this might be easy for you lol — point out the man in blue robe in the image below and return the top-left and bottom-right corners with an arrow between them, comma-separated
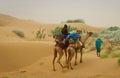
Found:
95,38 -> 103,57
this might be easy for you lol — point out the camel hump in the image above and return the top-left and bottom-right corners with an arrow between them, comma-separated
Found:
53,34 -> 65,41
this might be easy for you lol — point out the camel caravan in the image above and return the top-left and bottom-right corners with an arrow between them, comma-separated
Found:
52,24 -> 93,71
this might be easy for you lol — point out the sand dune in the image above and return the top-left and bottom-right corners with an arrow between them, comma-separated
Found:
0,41 -> 54,72
0,13 -> 18,26
0,50 -> 120,78
0,13 -> 103,41
0,13 -> 119,78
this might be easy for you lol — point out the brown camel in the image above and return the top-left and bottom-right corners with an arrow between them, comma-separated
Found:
52,31 -> 93,71
53,46 -> 64,71
52,35 -> 66,71
67,32 -> 93,69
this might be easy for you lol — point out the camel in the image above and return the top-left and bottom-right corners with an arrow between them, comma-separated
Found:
53,46 -> 64,71
52,31 -> 93,71
67,31 -> 93,69
52,34 -> 67,71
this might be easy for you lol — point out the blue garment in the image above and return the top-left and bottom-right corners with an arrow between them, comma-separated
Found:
95,39 -> 102,52
66,32 -> 80,41
95,39 -> 102,48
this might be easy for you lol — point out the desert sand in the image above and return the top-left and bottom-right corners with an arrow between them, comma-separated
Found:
0,14 -> 120,78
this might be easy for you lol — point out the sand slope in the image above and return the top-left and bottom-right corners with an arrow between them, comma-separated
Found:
0,13 -> 103,41
0,49 -> 120,78
0,41 -> 54,72
0,13 -> 119,78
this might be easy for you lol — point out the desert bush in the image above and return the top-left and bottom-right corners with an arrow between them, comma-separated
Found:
113,30 -> 120,43
89,47 -> 96,51
51,25 -> 76,36
39,61 -> 44,65
100,52 -> 109,58
105,44 -> 112,51
100,34 -> 113,39
51,26 -> 62,35
67,26 -> 77,32
99,26 -> 120,44
118,57 -> 120,65
114,46 -> 120,50
66,20 -> 73,23
66,19 -> 85,23
48,34 -> 53,37
2,75 -> 10,78
110,51 -> 120,58
107,26 -> 120,31
36,28 -> 46,40
92,32 -> 100,38
12,30 -> 24,37
81,28 -> 86,33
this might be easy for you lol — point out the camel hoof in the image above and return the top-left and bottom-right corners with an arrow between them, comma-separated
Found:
71,67 -> 74,70
63,65 -> 68,68
53,69 -> 56,71
66,61 -> 68,64
67,66 -> 69,69
80,61 -> 83,63
74,63 -> 77,66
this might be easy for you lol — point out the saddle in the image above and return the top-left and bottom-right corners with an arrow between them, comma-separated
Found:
53,34 -> 69,49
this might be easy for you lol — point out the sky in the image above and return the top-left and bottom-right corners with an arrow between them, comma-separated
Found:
0,0 -> 120,27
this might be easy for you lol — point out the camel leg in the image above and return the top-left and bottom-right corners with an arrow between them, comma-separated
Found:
68,47 -> 75,69
80,48 -> 83,63
69,55 -> 74,70
67,58 -> 70,69
57,48 -> 64,68
64,49 -> 68,64
53,48 -> 57,71
70,62 -> 73,70
67,48 -> 71,69
74,49 -> 77,65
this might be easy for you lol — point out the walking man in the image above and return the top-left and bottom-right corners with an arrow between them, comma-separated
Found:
95,38 -> 103,57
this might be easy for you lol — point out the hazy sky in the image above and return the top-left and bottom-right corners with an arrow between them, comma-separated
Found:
0,0 -> 120,26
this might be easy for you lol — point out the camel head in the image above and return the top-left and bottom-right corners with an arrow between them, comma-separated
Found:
82,31 -> 93,44
87,31 -> 93,37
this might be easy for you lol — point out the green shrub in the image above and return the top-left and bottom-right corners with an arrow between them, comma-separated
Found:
113,30 -> 120,43
118,57 -> 120,65
48,34 -> 52,37
104,44 -> 112,53
66,20 -> 73,23
68,26 -> 77,32
39,60 -> 44,65
51,26 -> 62,35
66,19 -> 85,23
51,25 -> 76,36
36,28 -> 46,40
100,52 -> 109,58
110,52 -> 120,58
12,30 -> 24,37
81,28 -> 86,33
92,32 -> 100,38
2,75 -> 10,78
99,26 -> 120,44
107,26 -> 120,31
